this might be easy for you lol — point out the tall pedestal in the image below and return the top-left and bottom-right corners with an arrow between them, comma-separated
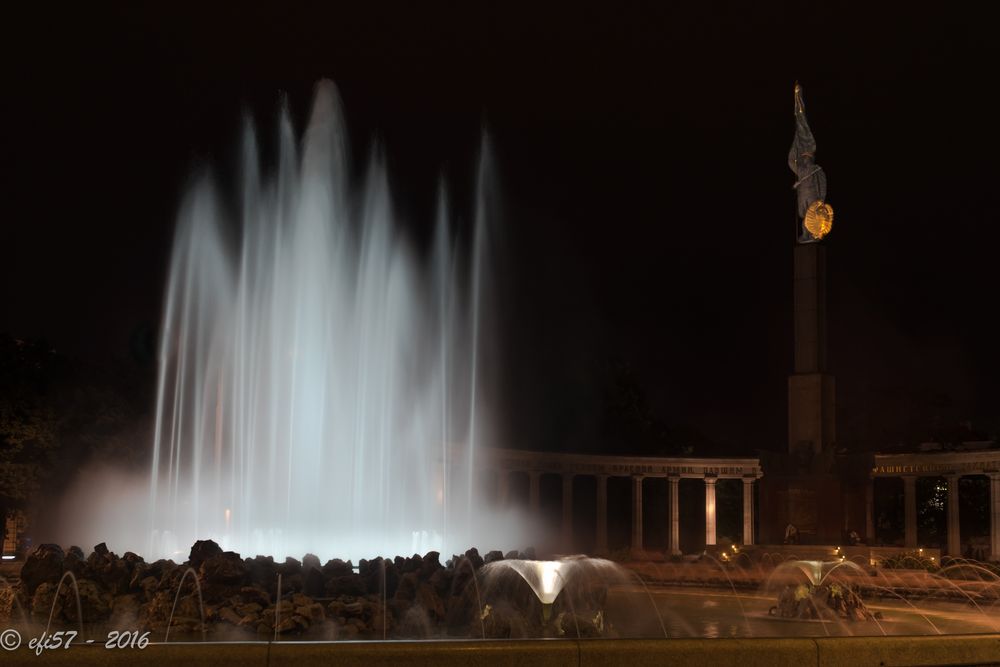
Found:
762,242 -> 845,544
788,243 -> 835,459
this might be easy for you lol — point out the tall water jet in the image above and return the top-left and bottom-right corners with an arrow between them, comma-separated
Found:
142,80 -> 516,561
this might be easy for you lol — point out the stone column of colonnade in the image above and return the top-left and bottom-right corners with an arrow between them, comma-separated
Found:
595,474 -> 608,554
631,475 -> 644,553
990,473 -> 1000,562
497,470 -> 510,508
865,477 -> 875,545
668,476 -> 681,555
946,474 -> 961,556
742,477 -> 755,546
529,471 -> 541,513
897,473 -> 964,556
704,476 -> 717,546
561,474 -> 573,548
494,466 -> 758,557
903,475 -> 918,549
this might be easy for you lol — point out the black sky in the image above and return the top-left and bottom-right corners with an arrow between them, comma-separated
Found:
3,2 -> 998,456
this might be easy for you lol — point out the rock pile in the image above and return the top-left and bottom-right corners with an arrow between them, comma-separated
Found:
1,541 -> 580,639
769,582 -> 882,622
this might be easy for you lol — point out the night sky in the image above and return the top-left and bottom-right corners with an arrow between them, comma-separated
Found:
4,3 -> 998,458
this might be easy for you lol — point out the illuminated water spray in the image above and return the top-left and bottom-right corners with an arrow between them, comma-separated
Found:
144,80 -> 514,560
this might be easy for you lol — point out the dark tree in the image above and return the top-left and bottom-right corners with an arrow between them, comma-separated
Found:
0,333 -> 153,544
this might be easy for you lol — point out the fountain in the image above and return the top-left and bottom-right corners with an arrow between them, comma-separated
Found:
130,80 -> 521,562
477,556 -> 668,638
764,560 -> 880,623
486,559 -> 566,624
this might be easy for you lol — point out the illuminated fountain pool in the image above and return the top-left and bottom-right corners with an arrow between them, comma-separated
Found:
6,549 -> 1000,646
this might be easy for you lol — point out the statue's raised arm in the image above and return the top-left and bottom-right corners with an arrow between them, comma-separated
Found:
788,83 -> 833,242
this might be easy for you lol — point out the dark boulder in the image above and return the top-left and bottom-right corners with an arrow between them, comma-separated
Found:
420,552 -> 441,578
393,572 -> 419,603
279,573 -> 304,595
415,582 -> 445,621
200,551 -> 248,586
239,586 -> 271,608
145,559 -> 177,580
245,555 -> 277,589
429,568 -> 452,599
136,575 -> 159,601
382,562 -> 400,599
109,593 -> 141,626
322,559 -> 353,577
279,557 -> 301,575
64,546 -> 87,576
86,551 -> 131,594
399,554 -> 422,574
326,574 -> 365,597
123,552 -> 144,566
30,582 -> 59,620
63,578 -> 112,622
188,540 -> 222,568
303,565 -> 326,597
361,557 -> 386,595
463,548 -> 484,570
20,544 -> 65,596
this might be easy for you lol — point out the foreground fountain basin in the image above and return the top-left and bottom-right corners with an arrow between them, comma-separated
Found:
8,542 -> 1000,647
8,543 -> 1000,641
4,635 -> 1000,667
3,542 -> 644,642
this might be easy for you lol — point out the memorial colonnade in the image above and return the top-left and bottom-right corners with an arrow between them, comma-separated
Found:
487,449 -> 762,554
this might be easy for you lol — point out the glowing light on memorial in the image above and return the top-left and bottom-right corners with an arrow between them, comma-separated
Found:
804,200 -> 834,240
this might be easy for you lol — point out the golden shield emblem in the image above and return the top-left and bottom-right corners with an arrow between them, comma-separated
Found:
804,200 -> 834,240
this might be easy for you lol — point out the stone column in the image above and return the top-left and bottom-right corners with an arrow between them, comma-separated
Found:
595,475 -> 608,554
561,473 -> 574,549
989,473 -> 1000,562
865,477 -> 874,545
903,475 -> 917,549
668,476 -> 681,556
704,476 -> 717,547
947,474 -> 961,556
631,475 -> 644,554
497,470 -> 509,508
529,471 -> 541,513
742,477 -> 754,546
